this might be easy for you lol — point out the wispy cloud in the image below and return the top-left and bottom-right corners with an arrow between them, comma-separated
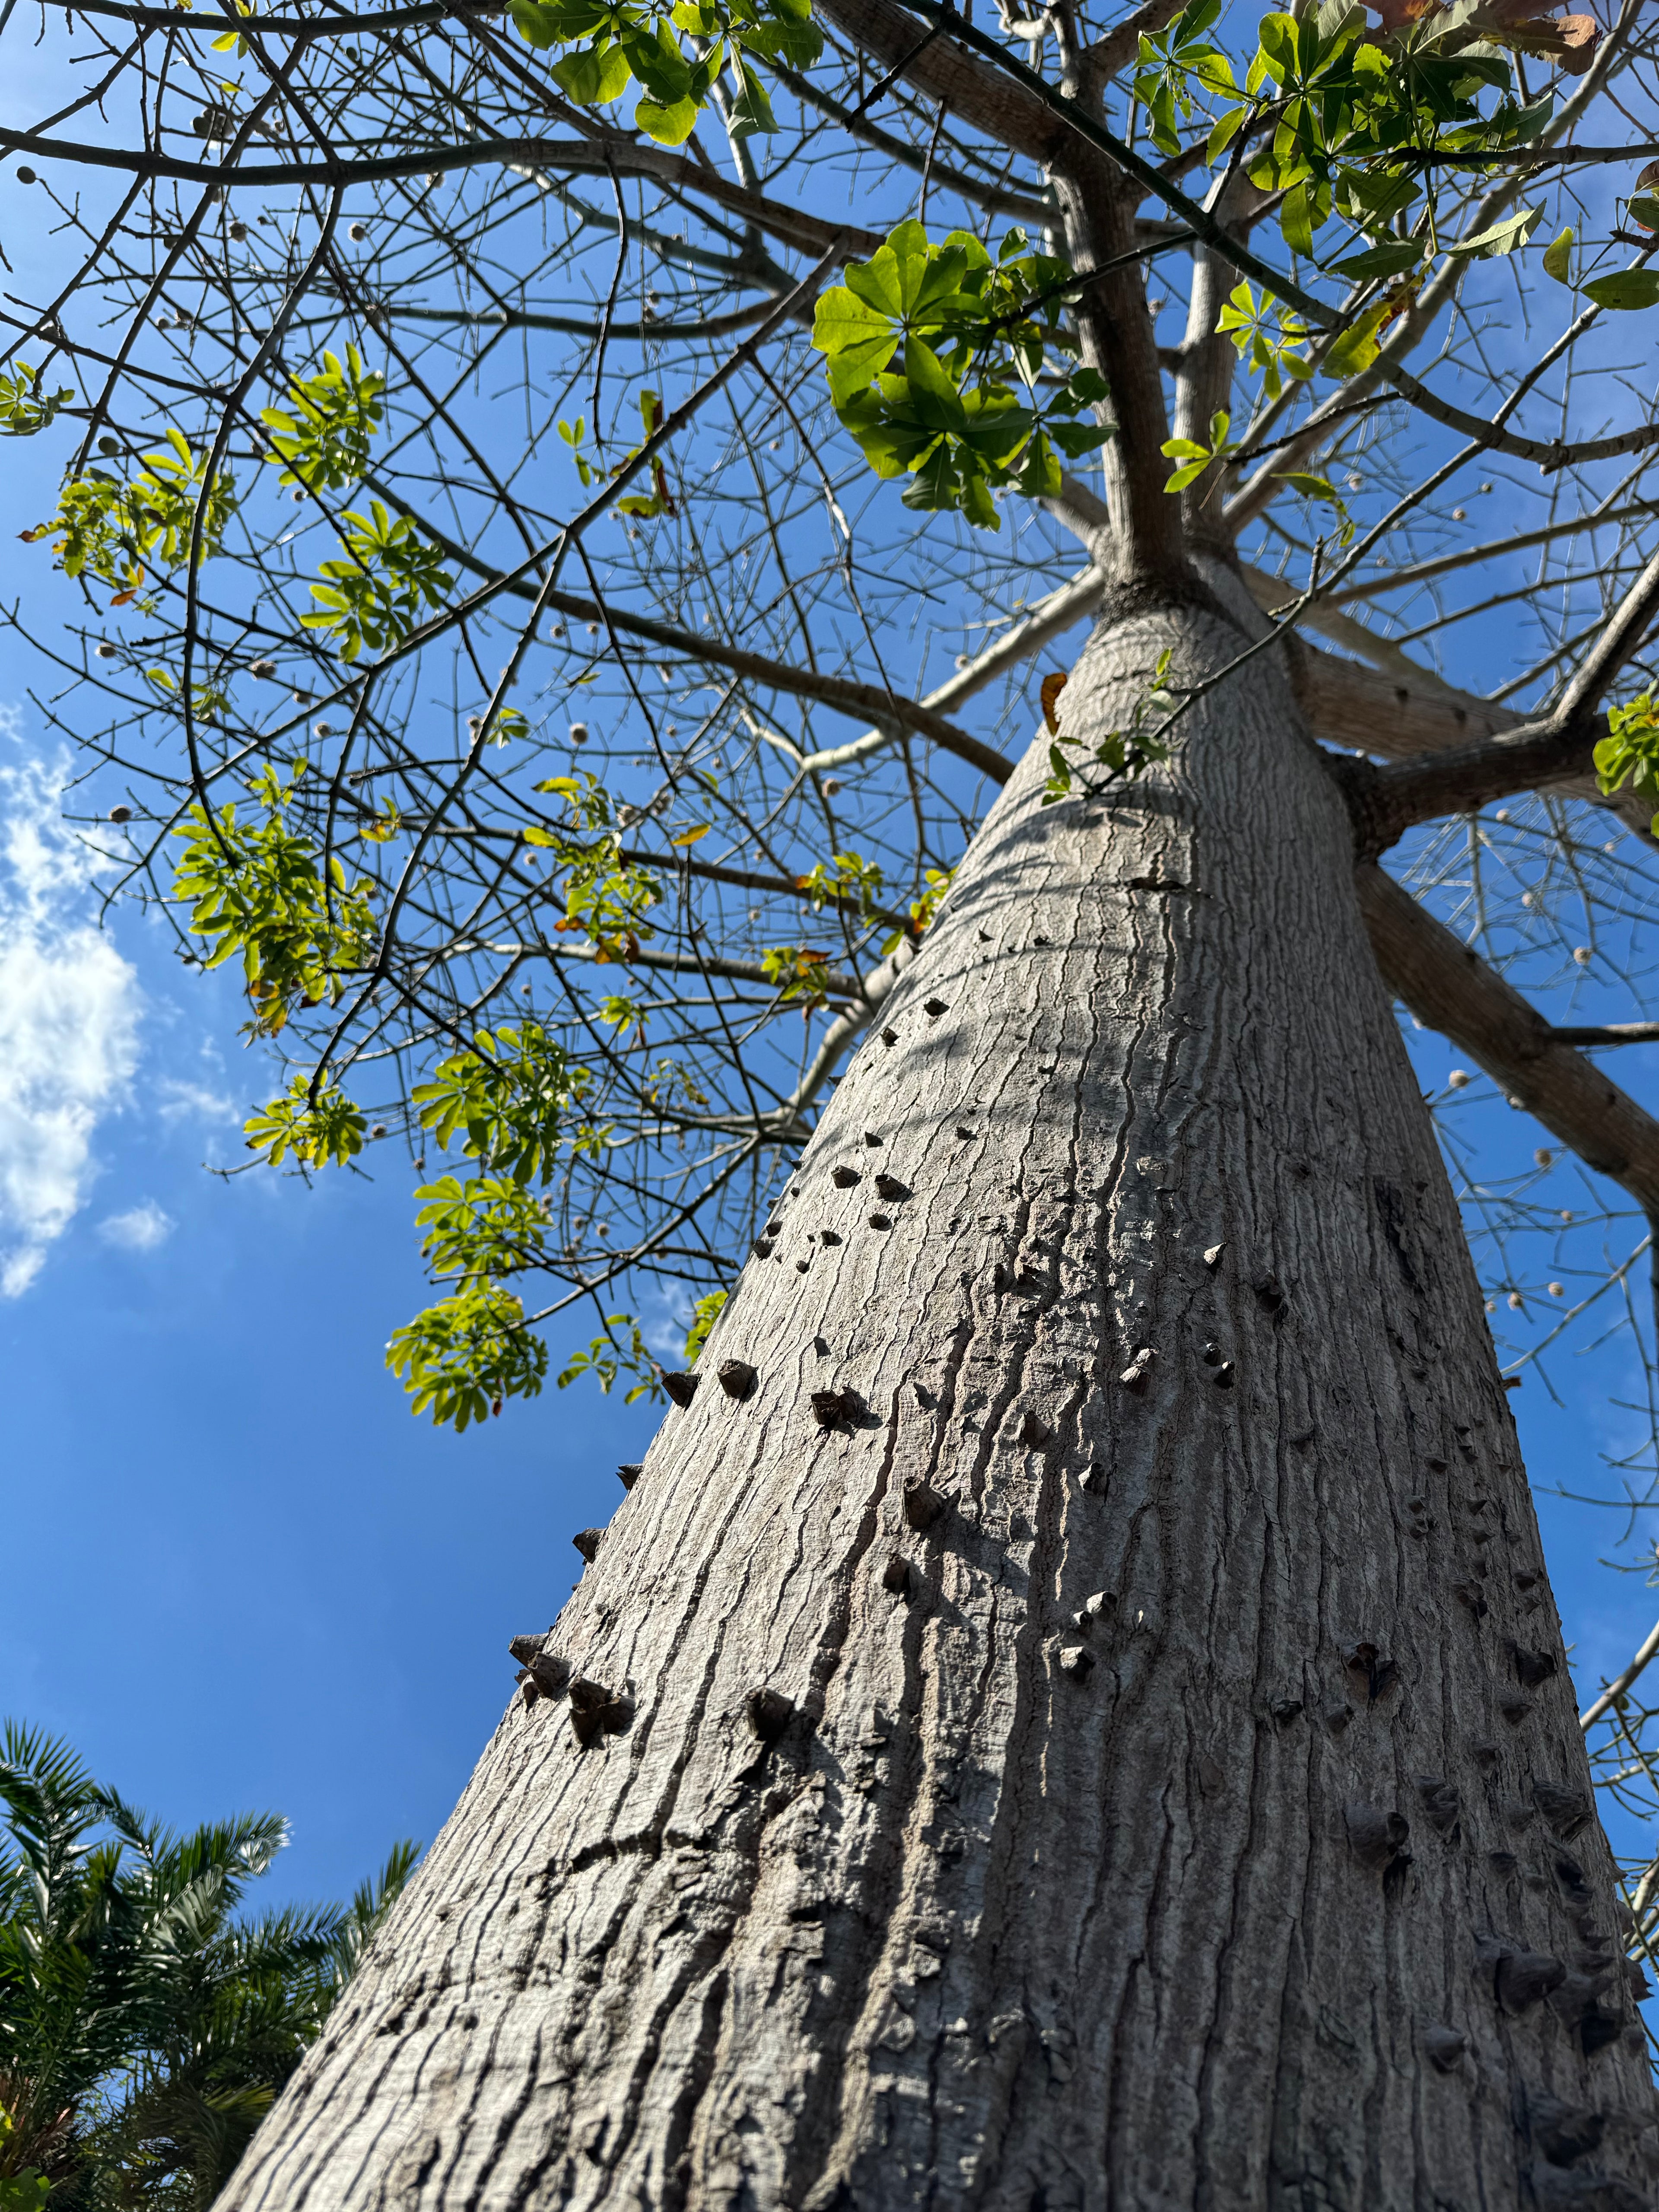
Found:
155,1076 -> 236,1123
97,1200 -> 174,1253
0,737 -> 142,1294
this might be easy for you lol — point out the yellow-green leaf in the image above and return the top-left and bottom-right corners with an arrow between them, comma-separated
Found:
634,94 -> 698,145
1324,300 -> 1391,379
1447,207 -> 1540,259
1542,226 -> 1574,285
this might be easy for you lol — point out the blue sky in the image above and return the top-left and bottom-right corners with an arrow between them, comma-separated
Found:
0,785 -> 662,1894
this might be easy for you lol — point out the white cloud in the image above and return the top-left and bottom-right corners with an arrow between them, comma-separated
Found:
0,742 -> 142,1294
640,1280 -> 695,1360
155,1077 -> 236,1123
98,1200 -> 174,1252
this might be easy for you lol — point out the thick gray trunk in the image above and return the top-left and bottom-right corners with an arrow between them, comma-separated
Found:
222,599 -> 1658,2210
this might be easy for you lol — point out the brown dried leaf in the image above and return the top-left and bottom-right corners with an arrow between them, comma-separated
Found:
1556,12 -> 1599,68
1041,670 -> 1068,735
1370,0 -> 1437,31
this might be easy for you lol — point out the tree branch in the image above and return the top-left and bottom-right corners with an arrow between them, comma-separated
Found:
768,59 -> 1054,221
1356,861 -> 1659,1212
1551,1023 -> 1659,1046
0,126 -> 885,258
1322,499 -> 1659,609
1581,1615 -> 1659,1730
1078,0 -> 1186,95
369,481 -> 1016,783
41,0 -> 499,31
1341,545 -> 1659,845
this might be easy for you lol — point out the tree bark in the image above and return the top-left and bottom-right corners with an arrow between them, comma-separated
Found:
220,598 -> 1658,2211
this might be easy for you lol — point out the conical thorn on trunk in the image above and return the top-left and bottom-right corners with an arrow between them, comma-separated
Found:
1496,1948 -> 1567,2012
1119,1348 -> 1156,1392
1344,1800 -> 1409,1873
903,1476 -> 946,1532
747,1686 -> 795,1741
718,1358 -> 758,1401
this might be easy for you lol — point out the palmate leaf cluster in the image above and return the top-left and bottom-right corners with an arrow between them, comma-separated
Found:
382,1026 -> 608,1427
0,364 -> 75,440
170,765 -> 378,1039
524,773 -> 665,957
509,0 -> 821,143
21,434 -> 234,612
0,1724 -> 415,2212
302,503 -> 453,663
258,349 -> 386,496
811,224 -> 1112,529
1593,695 -> 1659,830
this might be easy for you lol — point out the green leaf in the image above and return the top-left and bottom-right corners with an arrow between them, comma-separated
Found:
1447,207 -> 1540,257
1049,419 -> 1114,457
1343,168 -> 1420,225
1206,103 -> 1248,162
620,17 -> 692,97
1583,270 -> 1659,311
1280,180 -> 1319,259
902,334 -> 967,433
843,251 -> 905,322
1163,455 -> 1211,491
727,57 -> 778,135
1323,299 -> 1392,378
1327,237 -> 1425,280
509,0 -> 559,43
811,286 -> 897,404
1541,226 -> 1574,285
551,39 -> 630,101
1629,196 -> 1659,232
1255,11 -> 1297,82
634,93 -> 699,144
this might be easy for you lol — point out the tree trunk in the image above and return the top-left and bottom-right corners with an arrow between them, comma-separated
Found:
221,594 -> 1658,2211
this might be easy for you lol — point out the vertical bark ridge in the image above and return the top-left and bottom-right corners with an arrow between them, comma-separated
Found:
220,599 -> 1658,2212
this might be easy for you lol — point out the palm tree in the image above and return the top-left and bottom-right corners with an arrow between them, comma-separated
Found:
0,1724 -> 416,2211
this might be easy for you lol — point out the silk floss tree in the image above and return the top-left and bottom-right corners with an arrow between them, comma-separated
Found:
10,0 -> 1659,2191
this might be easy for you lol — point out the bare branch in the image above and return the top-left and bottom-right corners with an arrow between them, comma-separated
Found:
1356,861 -> 1659,1212
0,125 -> 884,257
1583,1616 -> 1659,1729
1552,1023 -> 1659,1046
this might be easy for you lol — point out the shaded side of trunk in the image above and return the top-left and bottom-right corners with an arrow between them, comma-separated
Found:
221,597 -> 1658,2212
